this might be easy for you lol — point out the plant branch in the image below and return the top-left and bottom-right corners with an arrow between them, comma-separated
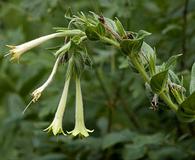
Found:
181,0 -> 189,68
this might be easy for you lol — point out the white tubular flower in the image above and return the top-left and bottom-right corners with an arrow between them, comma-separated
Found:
44,76 -> 71,135
6,30 -> 82,61
31,57 -> 60,102
22,57 -> 61,114
67,77 -> 93,137
6,32 -> 65,61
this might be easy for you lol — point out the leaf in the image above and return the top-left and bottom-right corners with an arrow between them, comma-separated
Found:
122,144 -> 146,160
115,18 -> 126,37
122,133 -> 164,160
141,42 -> 156,74
119,58 -> 130,69
180,92 -> 195,110
150,70 -> 168,93
133,133 -> 164,146
102,129 -> 135,149
120,39 -> 143,56
190,62 -> 195,94
120,30 -> 150,56
168,70 -> 181,84
177,92 -> 195,122
136,30 -> 151,39
165,54 -> 182,69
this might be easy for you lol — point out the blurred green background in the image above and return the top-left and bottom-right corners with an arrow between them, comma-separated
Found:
0,0 -> 195,160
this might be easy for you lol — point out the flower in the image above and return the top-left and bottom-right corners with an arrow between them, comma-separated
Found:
6,32 -> 65,61
67,77 -> 93,137
31,57 -> 60,102
44,76 -> 70,135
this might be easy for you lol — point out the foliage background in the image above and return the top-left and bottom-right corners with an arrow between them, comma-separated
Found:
0,0 -> 195,160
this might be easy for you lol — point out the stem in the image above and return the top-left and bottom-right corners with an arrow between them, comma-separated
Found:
181,0 -> 189,68
131,56 -> 150,83
130,55 -> 178,111
159,92 -> 178,111
100,36 -> 120,48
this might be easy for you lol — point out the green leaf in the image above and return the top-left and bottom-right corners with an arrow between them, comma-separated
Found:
136,30 -> 151,39
190,62 -> 195,94
141,42 -> 156,75
168,70 -> 181,84
133,133 -> 164,146
122,133 -> 164,160
120,39 -> 143,56
150,70 -> 168,93
115,18 -> 126,37
180,92 -> 195,110
122,144 -> 145,160
120,30 -> 150,56
177,92 -> 195,122
165,54 -> 182,69
102,130 -> 135,149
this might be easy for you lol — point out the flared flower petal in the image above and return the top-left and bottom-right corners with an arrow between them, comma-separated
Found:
44,76 -> 70,136
6,32 -> 66,61
67,77 -> 93,138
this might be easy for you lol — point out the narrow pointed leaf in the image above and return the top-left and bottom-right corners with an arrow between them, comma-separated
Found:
115,18 -> 126,37
165,54 -> 182,69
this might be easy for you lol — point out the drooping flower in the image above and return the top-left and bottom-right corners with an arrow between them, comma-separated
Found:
31,57 -> 60,102
22,57 -> 61,114
67,76 -> 93,137
6,32 -> 66,61
44,76 -> 70,135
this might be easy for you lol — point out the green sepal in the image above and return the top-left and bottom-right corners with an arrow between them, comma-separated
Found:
64,8 -> 73,19
136,30 -> 151,39
85,23 -> 105,41
120,39 -> 143,56
115,18 -> 126,37
150,70 -> 168,93
120,30 -> 151,56
85,26 -> 100,41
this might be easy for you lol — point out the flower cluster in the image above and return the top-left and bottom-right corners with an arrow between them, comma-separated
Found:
5,29 -> 93,137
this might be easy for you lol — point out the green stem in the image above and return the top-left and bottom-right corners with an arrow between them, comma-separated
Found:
131,56 -> 178,111
100,36 -> 120,48
131,56 -> 150,83
160,92 -> 178,111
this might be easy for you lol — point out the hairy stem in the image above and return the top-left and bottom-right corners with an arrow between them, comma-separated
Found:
130,56 -> 178,111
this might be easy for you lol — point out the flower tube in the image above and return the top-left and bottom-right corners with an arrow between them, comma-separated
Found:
31,56 -> 60,102
6,29 -> 84,61
67,76 -> 93,137
44,76 -> 70,135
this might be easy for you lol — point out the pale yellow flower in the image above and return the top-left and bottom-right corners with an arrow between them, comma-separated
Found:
7,32 -> 65,61
31,57 -> 60,102
44,76 -> 70,135
67,77 -> 93,137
